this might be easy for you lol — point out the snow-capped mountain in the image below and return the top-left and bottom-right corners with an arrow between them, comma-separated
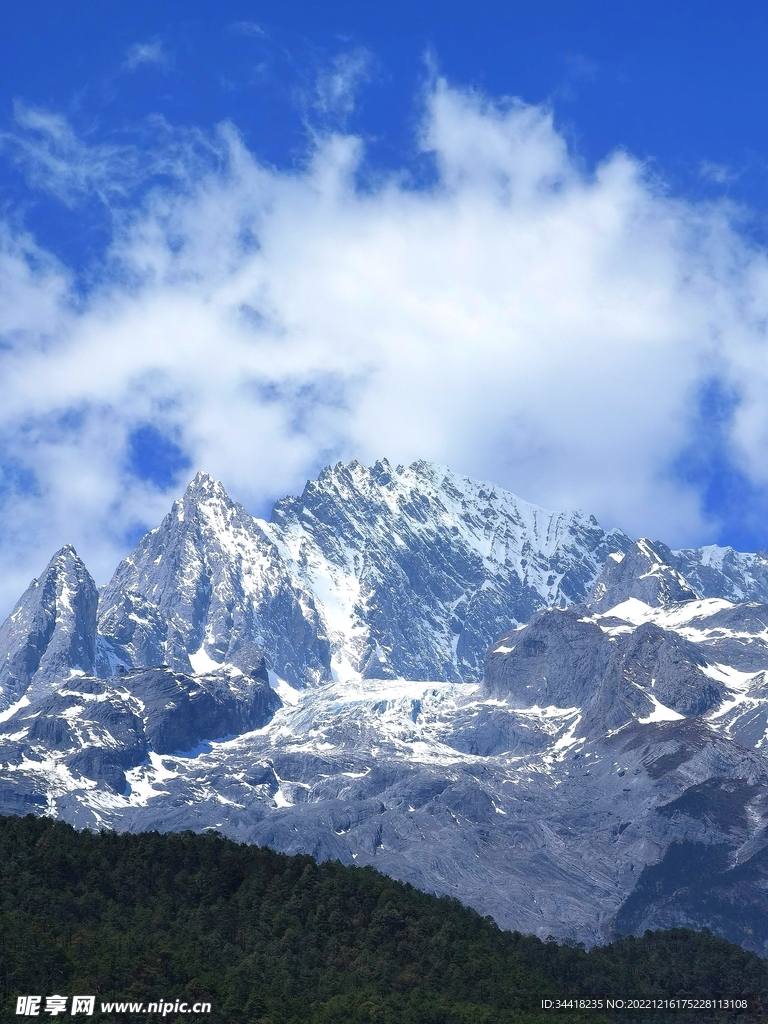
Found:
53,459 -> 636,698
3,462 -> 768,953
97,472 -> 330,688
0,545 -> 98,710
671,543 -> 768,604
266,459 -> 632,681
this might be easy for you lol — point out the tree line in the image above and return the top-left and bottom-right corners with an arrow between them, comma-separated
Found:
0,814 -> 765,1023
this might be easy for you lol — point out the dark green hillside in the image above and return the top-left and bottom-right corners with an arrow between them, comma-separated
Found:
0,815 -> 766,1023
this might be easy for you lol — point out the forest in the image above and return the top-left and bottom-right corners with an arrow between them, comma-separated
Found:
0,814 -> 765,1023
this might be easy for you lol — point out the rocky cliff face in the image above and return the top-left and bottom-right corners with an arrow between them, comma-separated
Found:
588,538 -> 698,612
0,545 -> 98,711
671,544 -> 768,603
266,459 -> 632,681
2,463 -> 768,953
484,607 -> 724,729
0,662 -> 279,800
91,460 -> 637,687
97,472 -> 330,687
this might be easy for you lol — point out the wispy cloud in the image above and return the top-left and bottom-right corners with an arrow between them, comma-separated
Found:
313,49 -> 372,120
229,21 -> 266,38
555,52 -> 599,102
124,40 -> 171,71
3,103 -> 142,206
564,53 -> 599,82
1,103 -> 223,207
1,77 -> 768,612
699,160 -> 737,185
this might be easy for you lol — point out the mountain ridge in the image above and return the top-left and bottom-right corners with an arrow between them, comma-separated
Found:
2,461 -> 768,952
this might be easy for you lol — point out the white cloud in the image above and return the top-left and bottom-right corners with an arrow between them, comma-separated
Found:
1,104 -> 223,207
1,77 -> 768,612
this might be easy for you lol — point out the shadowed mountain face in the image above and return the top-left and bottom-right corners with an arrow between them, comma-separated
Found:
588,538 -> 698,612
484,609 -> 724,728
4,463 -> 768,952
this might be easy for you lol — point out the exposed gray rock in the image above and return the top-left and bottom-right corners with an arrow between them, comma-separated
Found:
483,609 -> 612,707
268,459 -> 632,681
3,461 -> 768,955
670,602 -> 768,671
95,590 -> 168,675
0,545 -> 98,710
614,622 -> 722,717
123,664 -> 279,755
98,473 -> 330,686
671,545 -> 768,603
589,538 -> 698,612
484,606 -> 726,736
0,661 -> 279,795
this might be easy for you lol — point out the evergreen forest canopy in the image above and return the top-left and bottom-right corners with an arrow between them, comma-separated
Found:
0,815 -> 766,1023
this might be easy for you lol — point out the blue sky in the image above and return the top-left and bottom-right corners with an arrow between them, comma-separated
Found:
1,1 -> 768,605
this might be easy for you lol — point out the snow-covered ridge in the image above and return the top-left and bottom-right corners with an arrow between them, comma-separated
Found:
671,542 -> 768,603
6,460 -> 768,709
261,458 -> 630,683
5,464 -> 768,950
16,459 -> 629,698
581,593 -> 768,748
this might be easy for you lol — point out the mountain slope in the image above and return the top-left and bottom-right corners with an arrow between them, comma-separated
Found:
6,815 -> 768,1023
0,545 -> 98,713
4,463 -> 768,953
266,458 -> 632,681
98,472 -> 330,687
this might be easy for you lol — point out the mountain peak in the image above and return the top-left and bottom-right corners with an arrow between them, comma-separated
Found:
98,468 -> 331,686
183,471 -> 229,503
268,458 -> 630,681
589,537 -> 698,612
0,545 -> 98,709
40,544 -> 93,593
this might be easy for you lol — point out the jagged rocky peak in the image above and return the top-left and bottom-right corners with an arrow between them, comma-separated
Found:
163,470 -> 235,530
588,534 -> 768,611
174,470 -> 234,519
670,543 -> 768,604
268,458 -> 632,682
98,473 -> 330,687
0,544 -> 98,710
588,537 -> 698,613
5,462 -> 758,699
185,468 -> 225,496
